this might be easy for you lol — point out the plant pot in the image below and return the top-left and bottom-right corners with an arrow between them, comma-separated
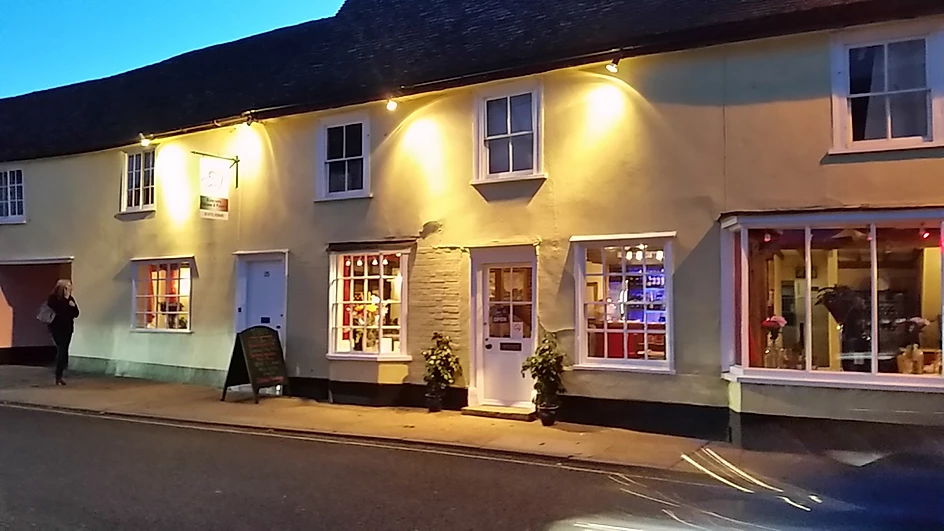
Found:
536,404 -> 559,426
425,392 -> 444,413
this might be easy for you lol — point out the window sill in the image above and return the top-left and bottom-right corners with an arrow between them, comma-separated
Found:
0,218 -> 26,225
131,328 -> 193,335
724,367 -> 944,393
314,192 -> 373,203
116,208 -> 156,217
470,173 -> 546,186
827,141 -> 944,156
573,362 -> 674,375
326,352 -> 412,362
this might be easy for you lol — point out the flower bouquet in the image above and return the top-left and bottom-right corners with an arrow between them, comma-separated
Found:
761,315 -> 787,369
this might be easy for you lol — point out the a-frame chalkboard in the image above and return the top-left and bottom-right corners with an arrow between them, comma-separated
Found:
220,325 -> 290,404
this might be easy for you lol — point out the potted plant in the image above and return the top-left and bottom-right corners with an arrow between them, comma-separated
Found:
521,332 -> 566,426
422,332 -> 461,412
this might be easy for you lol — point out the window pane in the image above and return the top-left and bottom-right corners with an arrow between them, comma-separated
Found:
486,98 -> 508,136
874,226 -> 942,376
383,302 -> 401,327
509,93 -> 533,133
747,229 -> 807,370
0,203 -> 7,218
352,256 -> 366,277
326,126 -> 345,160
586,303 -> 605,329
0,172 -> 6,186
512,304 -> 532,338
588,332 -> 604,358
327,161 -> 346,193
367,254 -> 381,276
347,159 -> 364,191
889,91 -> 928,139
486,138 -> 510,174
382,254 -> 401,277
345,123 -> 363,158
850,96 -> 887,141
811,228 -> 873,372
510,134 -> 534,172
888,39 -> 926,91
489,304 -> 511,337
511,268 -> 532,301
849,45 -> 885,95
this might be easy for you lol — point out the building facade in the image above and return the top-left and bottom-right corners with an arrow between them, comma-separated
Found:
2,1 -> 944,439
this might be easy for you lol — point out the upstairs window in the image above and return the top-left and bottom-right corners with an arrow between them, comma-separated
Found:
831,24 -> 944,152
0,169 -> 25,222
317,114 -> 369,200
476,85 -> 543,181
123,151 -> 156,211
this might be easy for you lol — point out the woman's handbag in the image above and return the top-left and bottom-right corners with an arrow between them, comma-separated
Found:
36,302 -> 56,324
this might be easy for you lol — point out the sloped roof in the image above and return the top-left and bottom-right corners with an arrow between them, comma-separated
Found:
2,0 -> 942,163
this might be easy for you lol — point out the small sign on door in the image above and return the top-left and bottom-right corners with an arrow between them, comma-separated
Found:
511,322 -> 524,339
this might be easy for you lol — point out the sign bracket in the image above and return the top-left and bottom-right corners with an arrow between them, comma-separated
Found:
191,150 -> 241,188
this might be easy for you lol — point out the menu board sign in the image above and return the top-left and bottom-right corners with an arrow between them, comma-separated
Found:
221,326 -> 290,403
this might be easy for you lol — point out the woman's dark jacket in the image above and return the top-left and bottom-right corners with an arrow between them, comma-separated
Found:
47,295 -> 79,334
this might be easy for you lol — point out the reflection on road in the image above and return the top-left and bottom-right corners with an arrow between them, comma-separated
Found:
549,446 -> 944,530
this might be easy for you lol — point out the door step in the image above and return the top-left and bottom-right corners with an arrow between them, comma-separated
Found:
461,405 -> 536,422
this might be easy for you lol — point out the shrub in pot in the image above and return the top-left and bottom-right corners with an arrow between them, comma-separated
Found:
422,332 -> 461,412
521,332 -> 566,426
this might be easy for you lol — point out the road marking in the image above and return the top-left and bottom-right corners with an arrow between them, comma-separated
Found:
0,403 -> 719,488
680,454 -> 754,493
701,448 -> 784,493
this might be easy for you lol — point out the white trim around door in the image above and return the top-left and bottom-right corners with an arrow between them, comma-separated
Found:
469,244 -> 538,409
234,250 -> 289,351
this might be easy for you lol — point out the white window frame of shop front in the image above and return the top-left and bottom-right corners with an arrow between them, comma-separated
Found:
472,81 -> 546,184
721,209 -> 944,393
0,168 -> 26,224
571,232 -> 676,374
121,149 -> 157,212
130,256 -> 194,334
326,250 -> 411,362
829,20 -> 944,154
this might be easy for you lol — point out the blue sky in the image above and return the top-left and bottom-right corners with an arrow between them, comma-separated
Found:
0,0 -> 345,98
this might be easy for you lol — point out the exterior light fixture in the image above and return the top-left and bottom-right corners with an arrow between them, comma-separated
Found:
245,114 -> 254,127
921,228 -> 931,239
139,133 -> 151,147
386,99 -> 398,111
606,59 -> 620,73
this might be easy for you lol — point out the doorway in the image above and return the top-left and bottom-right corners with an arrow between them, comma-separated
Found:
470,246 -> 536,409
235,252 -> 287,343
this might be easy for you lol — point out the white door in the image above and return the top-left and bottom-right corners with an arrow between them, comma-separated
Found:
480,263 -> 535,408
241,258 -> 286,340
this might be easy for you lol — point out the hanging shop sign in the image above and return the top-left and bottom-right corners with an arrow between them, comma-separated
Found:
199,156 -> 233,220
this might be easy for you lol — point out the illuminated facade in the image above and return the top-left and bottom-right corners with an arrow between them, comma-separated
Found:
2,3 -> 944,436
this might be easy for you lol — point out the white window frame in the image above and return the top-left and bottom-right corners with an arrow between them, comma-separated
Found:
327,249 -> 410,362
121,149 -> 157,212
0,168 -> 26,224
830,20 -> 944,154
315,112 -> 371,201
571,232 -> 676,374
130,256 -> 194,334
473,81 -> 545,183
721,208 -> 944,393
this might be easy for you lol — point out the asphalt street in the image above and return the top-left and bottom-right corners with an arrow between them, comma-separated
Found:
1,406 -> 941,530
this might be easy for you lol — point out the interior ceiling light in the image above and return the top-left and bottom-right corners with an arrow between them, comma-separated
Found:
606,59 -> 620,73
386,99 -> 398,111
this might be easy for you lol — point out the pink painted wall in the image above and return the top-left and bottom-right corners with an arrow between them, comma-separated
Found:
0,264 -> 70,348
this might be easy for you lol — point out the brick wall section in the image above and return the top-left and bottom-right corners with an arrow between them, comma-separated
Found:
406,245 -> 470,386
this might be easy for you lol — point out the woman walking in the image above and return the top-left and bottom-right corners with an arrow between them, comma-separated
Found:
47,279 -> 79,385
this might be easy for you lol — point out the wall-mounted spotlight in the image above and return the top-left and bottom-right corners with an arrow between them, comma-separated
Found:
386,99 -> 399,111
139,133 -> 151,147
606,59 -> 620,74
245,114 -> 254,127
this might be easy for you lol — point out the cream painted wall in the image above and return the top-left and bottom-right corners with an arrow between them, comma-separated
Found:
2,18 -> 944,413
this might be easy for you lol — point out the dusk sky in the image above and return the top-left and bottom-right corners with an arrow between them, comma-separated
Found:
0,0 -> 345,98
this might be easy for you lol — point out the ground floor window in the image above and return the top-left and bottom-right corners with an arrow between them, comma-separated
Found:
729,216 -> 943,377
573,233 -> 674,370
133,260 -> 192,331
329,251 -> 407,356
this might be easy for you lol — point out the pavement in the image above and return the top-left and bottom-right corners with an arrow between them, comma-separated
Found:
0,365 -> 925,480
